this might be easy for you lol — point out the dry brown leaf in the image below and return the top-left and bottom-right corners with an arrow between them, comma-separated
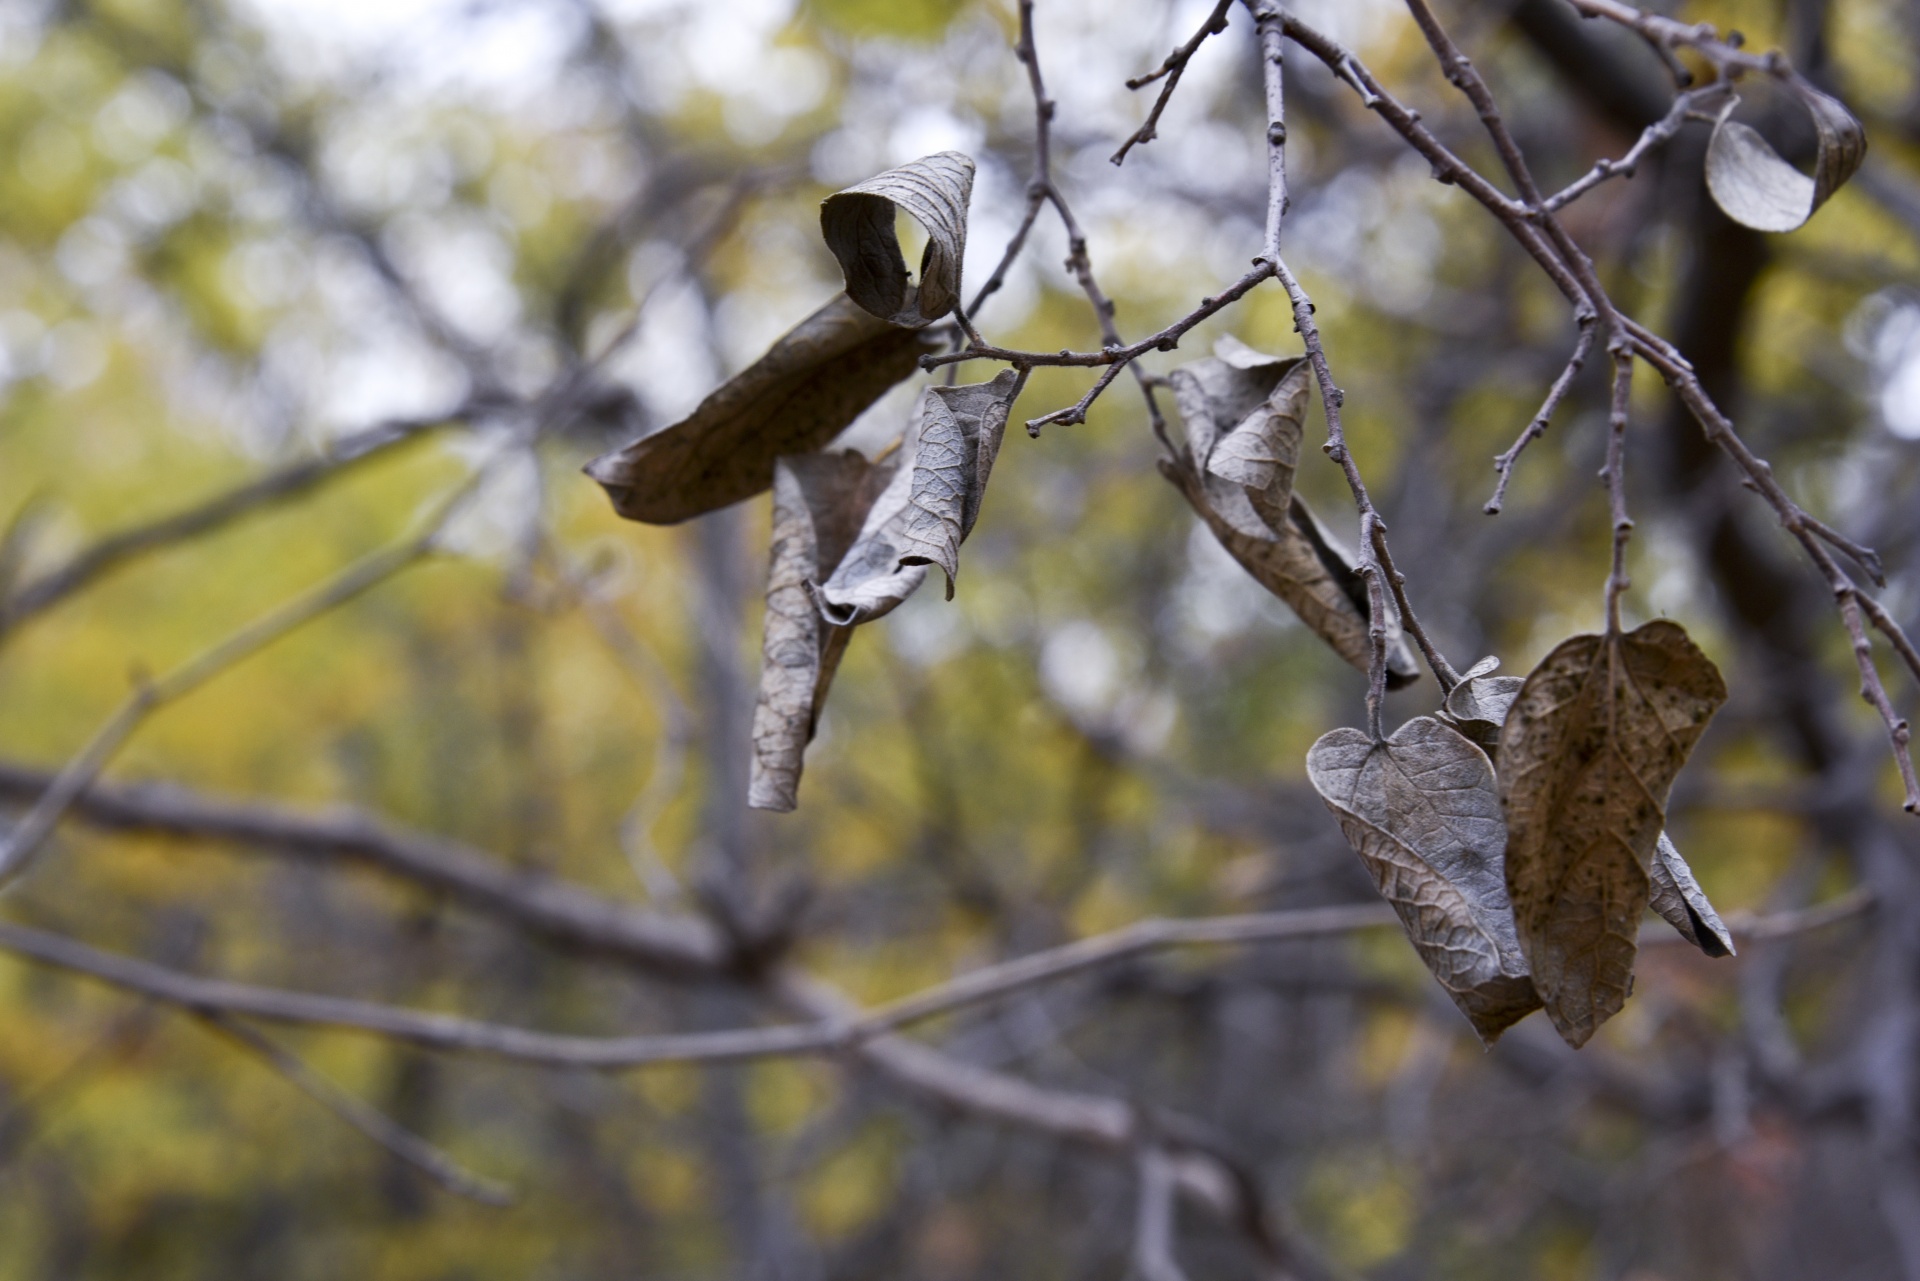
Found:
821,152 -> 976,327
1648,831 -> 1735,958
1498,620 -> 1728,1047
1162,338 -> 1417,687
748,451 -> 899,813
813,442 -> 930,627
1705,84 -> 1867,233
814,372 -> 1018,625
584,294 -> 936,525
892,370 -> 1021,598
1307,717 -> 1540,1043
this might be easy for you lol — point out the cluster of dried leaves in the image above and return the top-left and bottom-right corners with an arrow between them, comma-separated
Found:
1309,625 -> 1733,1047
586,153 -> 1029,813
585,148 -> 1426,821
583,49 -> 1868,1047
1154,340 -> 1738,1048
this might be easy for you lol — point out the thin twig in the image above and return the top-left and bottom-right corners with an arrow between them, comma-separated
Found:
922,268 -> 1270,376
1542,85 -> 1727,213
196,1011 -> 515,1206
1602,345 -> 1636,633
1007,0 -> 1171,438
1253,0 -> 1460,699
1111,0 -> 1235,166
1486,317 -> 1597,514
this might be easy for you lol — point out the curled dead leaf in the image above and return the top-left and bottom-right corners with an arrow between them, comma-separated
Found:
816,372 -> 1019,626
1441,664 -> 1525,756
822,152 -> 976,327
1162,339 -> 1417,687
1648,831 -> 1735,958
893,370 -> 1022,598
1307,717 -> 1539,1043
1498,620 -> 1728,1047
749,451 -> 900,813
586,294 -> 937,524
1705,83 -> 1866,233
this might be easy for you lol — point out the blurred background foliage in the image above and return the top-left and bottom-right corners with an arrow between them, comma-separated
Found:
1,0 -> 1919,1277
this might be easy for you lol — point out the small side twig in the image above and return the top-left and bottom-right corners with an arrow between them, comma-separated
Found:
1009,0 -> 1173,439
1111,0 -> 1235,166
1542,85 -> 1727,213
1486,316 -> 1598,514
1602,345 -> 1636,633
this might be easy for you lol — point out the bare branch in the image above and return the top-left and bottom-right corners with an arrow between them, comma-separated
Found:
1562,0 -> 1797,77
1280,6 -> 1920,807
1251,2 -> 1461,700
1111,0 -> 1235,166
1542,84 -> 1728,213
1487,317 -> 1597,514
1134,1146 -> 1193,1281
1602,345 -> 1636,633
0,904 -> 1395,1070
999,1 -> 1174,437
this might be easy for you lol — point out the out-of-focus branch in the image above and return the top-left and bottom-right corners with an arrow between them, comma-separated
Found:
1133,1145 -> 1193,1281
0,414 -> 455,639
538,540 -> 695,903
0,763 -> 729,977
0,475 -> 487,892
0,903 -> 1395,1070
197,1012 -> 515,1207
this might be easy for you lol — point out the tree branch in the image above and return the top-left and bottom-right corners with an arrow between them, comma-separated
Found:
1111,0 -> 1235,166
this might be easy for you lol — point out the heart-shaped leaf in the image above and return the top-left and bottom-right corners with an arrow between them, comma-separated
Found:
1163,339 -> 1418,687
749,450 -> 901,813
1648,831 -> 1735,958
1308,716 -> 1540,1043
586,293 -> 937,524
1498,620 -> 1727,1047
1705,83 -> 1867,233
822,152 -> 976,327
